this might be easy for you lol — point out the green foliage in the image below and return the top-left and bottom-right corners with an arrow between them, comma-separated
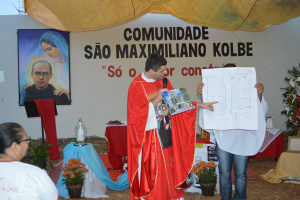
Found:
27,142 -> 52,168
198,166 -> 217,182
287,67 -> 300,78
192,161 -> 217,182
283,130 -> 296,137
281,65 -> 300,136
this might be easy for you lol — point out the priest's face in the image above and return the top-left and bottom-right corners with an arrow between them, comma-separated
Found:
31,61 -> 53,90
152,65 -> 168,80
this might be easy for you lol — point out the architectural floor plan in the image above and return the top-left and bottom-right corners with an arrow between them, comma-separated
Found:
202,67 -> 258,130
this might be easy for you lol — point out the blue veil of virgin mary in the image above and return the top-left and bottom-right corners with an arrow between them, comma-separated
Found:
19,30 -> 70,105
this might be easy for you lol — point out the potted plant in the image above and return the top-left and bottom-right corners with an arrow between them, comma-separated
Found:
27,142 -> 52,169
281,64 -> 300,136
62,158 -> 89,199
192,161 -> 217,196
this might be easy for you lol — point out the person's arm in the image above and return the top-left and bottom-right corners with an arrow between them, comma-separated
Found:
36,169 -> 59,200
260,95 -> 268,116
198,102 -> 218,112
150,88 -> 169,107
145,102 -> 157,131
55,93 -> 70,104
197,83 -> 204,95
197,83 -> 218,111
145,89 -> 169,131
255,83 -> 264,102
24,84 -> 31,90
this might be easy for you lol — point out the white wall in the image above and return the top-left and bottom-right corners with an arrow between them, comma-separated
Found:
1,14 -> 300,139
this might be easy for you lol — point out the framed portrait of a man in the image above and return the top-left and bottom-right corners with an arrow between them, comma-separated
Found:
18,29 -> 71,106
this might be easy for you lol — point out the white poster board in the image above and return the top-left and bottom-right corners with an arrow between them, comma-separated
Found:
202,67 -> 258,130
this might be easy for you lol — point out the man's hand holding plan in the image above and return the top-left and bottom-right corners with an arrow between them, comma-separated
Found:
201,67 -> 258,130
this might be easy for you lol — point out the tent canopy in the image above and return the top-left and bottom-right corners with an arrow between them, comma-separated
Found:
25,0 -> 300,32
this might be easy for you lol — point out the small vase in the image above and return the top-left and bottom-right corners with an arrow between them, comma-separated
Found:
199,179 -> 216,196
66,182 -> 83,199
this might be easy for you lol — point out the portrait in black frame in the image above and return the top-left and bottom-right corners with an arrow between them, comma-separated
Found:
18,29 -> 71,106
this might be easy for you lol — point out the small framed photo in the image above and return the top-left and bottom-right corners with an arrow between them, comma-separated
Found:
287,136 -> 300,152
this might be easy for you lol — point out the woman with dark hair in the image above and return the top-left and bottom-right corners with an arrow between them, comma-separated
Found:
0,122 -> 58,200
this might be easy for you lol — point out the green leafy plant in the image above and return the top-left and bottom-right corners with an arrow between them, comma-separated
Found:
27,142 -> 52,169
281,65 -> 300,136
192,161 -> 217,182
62,158 -> 89,185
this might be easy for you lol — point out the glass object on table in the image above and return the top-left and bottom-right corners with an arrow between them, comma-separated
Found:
266,116 -> 273,129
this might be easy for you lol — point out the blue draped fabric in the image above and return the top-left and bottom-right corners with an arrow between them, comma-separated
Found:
56,142 -> 129,198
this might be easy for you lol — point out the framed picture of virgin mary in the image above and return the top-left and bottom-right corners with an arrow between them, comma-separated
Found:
18,29 -> 71,106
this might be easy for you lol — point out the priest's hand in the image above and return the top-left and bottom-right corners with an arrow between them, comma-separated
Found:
197,83 -> 204,95
255,83 -> 264,102
54,88 -> 70,96
199,101 -> 218,112
24,84 -> 31,90
151,88 -> 169,107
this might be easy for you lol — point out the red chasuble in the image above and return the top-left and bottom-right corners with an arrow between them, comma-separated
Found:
127,73 -> 196,200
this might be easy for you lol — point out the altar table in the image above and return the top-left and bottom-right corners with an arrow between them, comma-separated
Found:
56,142 -> 129,198
105,128 -> 283,169
249,129 -> 283,159
105,123 -> 127,170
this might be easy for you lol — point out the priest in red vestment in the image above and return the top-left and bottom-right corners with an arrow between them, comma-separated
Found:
127,53 -> 216,200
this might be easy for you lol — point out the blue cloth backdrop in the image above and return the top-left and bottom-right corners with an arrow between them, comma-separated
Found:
56,142 -> 129,198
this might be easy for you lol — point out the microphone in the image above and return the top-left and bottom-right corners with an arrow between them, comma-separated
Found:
163,78 -> 168,88
162,78 -> 168,106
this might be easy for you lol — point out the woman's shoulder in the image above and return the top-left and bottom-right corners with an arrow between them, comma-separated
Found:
0,161 -> 48,179
3,161 -> 44,172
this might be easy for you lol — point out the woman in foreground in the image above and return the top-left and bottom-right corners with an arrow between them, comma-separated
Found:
0,122 -> 59,200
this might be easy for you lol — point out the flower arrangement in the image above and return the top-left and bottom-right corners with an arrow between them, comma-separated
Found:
192,161 -> 217,182
281,65 -> 300,135
62,158 -> 89,185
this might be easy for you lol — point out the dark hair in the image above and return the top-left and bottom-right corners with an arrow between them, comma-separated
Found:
224,63 -> 237,68
40,38 -> 57,48
145,53 -> 167,72
0,123 -> 24,154
31,60 -> 53,74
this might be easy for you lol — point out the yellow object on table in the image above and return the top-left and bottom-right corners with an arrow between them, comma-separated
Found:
200,129 -> 210,140
260,152 -> 300,183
